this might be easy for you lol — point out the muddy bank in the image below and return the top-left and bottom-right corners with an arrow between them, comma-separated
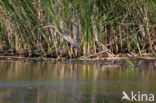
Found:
0,53 -> 155,61
0,55 -> 155,61
0,55 -> 155,69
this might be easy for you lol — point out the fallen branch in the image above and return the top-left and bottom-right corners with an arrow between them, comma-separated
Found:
82,50 -> 110,58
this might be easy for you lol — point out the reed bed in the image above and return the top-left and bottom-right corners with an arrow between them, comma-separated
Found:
0,0 -> 156,58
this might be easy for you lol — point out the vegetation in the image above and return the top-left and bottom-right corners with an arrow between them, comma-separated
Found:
0,0 -> 156,58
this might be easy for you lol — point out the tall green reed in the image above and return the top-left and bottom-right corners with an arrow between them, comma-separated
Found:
0,0 -> 155,57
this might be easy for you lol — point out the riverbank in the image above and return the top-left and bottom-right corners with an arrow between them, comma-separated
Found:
0,53 -> 155,62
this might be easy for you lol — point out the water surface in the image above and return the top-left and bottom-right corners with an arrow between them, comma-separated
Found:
0,59 -> 156,103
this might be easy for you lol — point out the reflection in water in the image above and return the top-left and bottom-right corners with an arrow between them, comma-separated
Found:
0,60 -> 156,103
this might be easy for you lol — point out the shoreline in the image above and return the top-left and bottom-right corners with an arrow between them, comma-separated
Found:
0,54 -> 155,62
0,55 -> 155,69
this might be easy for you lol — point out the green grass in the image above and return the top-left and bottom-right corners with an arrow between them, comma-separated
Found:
0,0 -> 155,58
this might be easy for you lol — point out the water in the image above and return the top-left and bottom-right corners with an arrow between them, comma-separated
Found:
0,59 -> 156,103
